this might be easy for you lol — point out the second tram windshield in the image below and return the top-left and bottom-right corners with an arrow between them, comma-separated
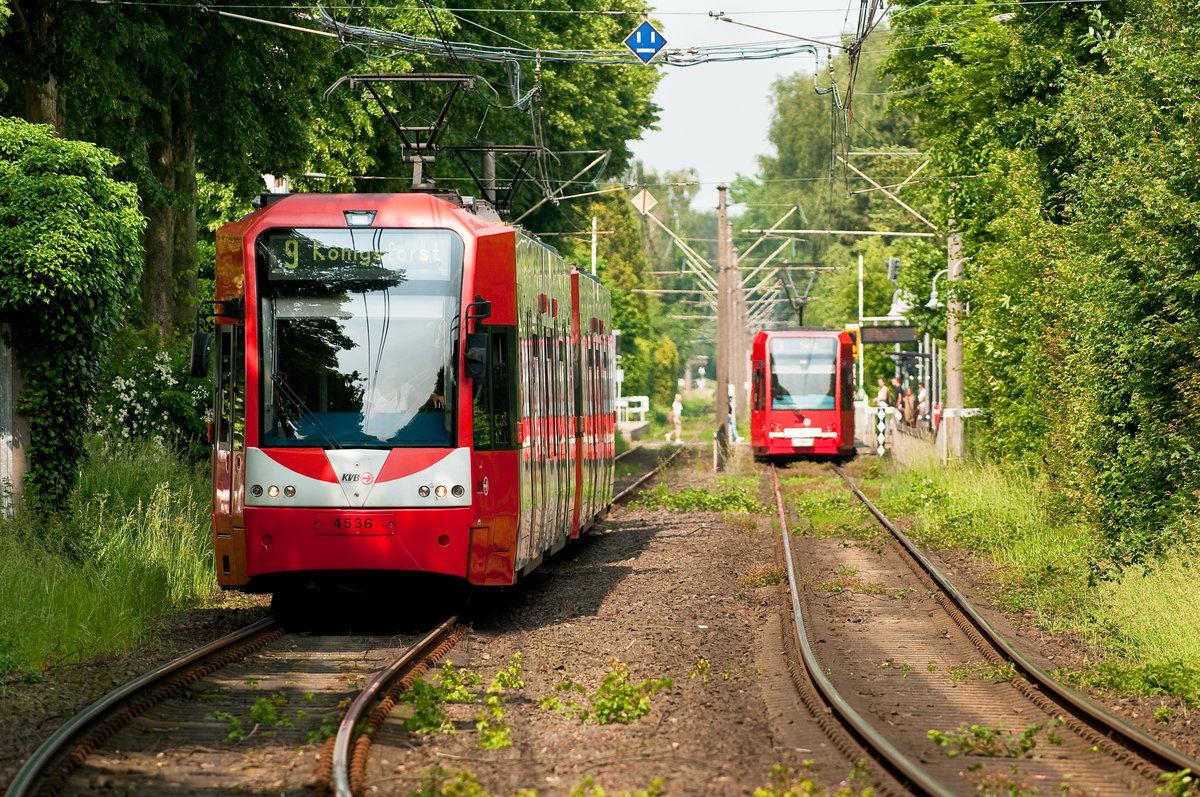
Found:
256,228 -> 464,448
769,336 -> 838,411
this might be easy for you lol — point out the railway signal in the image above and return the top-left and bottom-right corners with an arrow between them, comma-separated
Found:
623,18 -> 667,64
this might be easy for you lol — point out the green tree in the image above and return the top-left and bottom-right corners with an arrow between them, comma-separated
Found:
631,167 -> 716,381
3,0 -> 661,336
569,189 -> 660,398
0,119 -> 144,505
648,333 -> 679,410
881,0 -> 1200,564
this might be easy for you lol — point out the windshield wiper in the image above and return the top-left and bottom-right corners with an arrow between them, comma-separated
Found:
271,373 -> 342,450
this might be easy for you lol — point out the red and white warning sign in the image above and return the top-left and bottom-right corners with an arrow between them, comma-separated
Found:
630,187 -> 658,215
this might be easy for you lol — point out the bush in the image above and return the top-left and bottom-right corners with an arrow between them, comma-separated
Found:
0,119 -> 144,506
90,327 -> 211,460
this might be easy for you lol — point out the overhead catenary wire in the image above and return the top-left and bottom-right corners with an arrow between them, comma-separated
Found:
313,5 -> 827,69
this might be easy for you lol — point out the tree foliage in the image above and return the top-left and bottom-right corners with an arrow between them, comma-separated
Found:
0,0 -> 661,335
566,188 -> 675,400
0,118 -> 144,505
882,0 -> 1200,566
734,41 -> 923,390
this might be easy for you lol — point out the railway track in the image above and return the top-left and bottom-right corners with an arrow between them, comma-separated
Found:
770,462 -> 1200,796
5,617 -> 284,797
325,617 -> 470,797
5,613 -> 462,797
612,441 -> 687,504
7,448 -> 681,797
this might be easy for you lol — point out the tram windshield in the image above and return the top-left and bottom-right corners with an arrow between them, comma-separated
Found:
768,336 -> 838,411
256,227 -> 464,448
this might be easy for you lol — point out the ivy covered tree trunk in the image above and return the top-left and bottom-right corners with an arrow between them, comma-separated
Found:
25,73 -> 62,133
0,119 -> 144,507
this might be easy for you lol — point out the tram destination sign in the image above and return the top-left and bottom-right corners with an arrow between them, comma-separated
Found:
860,326 -> 919,344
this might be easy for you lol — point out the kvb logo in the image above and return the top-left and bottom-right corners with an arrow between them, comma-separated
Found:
341,472 -> 375,484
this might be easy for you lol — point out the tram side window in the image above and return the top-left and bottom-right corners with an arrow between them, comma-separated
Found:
472,326 -> 517,450
214,325 -> 245,450
753,367 -> 766,411
840,348 -> 854,404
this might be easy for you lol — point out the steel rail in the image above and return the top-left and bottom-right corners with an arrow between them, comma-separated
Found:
331,616 -> 463,797
613,444 -> 639,462
832,465 -> 1200,777
5,616 -> 280,797
611,442 -> 688,506
771,466 -> 957,797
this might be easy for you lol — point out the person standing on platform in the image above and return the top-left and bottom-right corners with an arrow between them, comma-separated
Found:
875,377 -> 891,407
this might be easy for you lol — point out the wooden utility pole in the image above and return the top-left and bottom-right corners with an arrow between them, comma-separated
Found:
733,241 -> 749,441
715,184 -> 731,469
943,227 -> 965,460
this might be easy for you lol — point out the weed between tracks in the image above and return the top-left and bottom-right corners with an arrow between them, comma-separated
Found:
820,564 -> 887,595
631,478 -> 764,514
960,765 -> 1089,797
926,719 -> 1066,758
788,486 -> 878,543
407,767 -> 664,797
540,658 -> 673,725
739,564 -> 787,588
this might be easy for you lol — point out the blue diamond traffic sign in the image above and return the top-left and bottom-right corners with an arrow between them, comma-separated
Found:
624,19 -> 667,64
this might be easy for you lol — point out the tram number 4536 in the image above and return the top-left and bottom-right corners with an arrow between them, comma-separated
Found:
314,512 -> 396,536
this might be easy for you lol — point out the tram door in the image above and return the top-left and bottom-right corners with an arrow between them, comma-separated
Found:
212,323 -> 246,585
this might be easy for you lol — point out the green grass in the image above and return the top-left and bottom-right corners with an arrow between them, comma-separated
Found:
880,455 -> 1200,704
1102,555 -> 1200,662
791,490 -> 874,540
0,440 -> 215,677
632,477 -> 763,513
879,456 -> 1095,622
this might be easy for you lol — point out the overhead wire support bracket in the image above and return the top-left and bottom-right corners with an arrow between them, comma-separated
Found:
443,144 -> 544,216
325,73 -> 481,190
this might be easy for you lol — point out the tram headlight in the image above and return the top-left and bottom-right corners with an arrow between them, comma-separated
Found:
435,485 -> 448,498
251,485 -> 263,497
419,485 -> 431,498
267,485 -> 280,497
451,485 -> 464,498
284,485 -> 296,497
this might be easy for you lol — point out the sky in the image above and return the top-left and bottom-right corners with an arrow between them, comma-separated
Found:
628,2 -> 858,208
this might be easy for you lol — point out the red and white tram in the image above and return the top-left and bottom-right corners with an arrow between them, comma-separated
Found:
749,329 -> 856,460
204,192 -> 615,591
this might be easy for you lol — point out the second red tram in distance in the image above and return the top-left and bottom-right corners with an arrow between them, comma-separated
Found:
202,191 -> 616,593
750,329 -> 856,460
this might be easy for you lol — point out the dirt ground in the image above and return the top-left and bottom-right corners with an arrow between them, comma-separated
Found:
360,445 -> 845,796
2,446 -> 1198,796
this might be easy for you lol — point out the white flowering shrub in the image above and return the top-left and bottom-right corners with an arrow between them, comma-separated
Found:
91,333 -> 212,458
